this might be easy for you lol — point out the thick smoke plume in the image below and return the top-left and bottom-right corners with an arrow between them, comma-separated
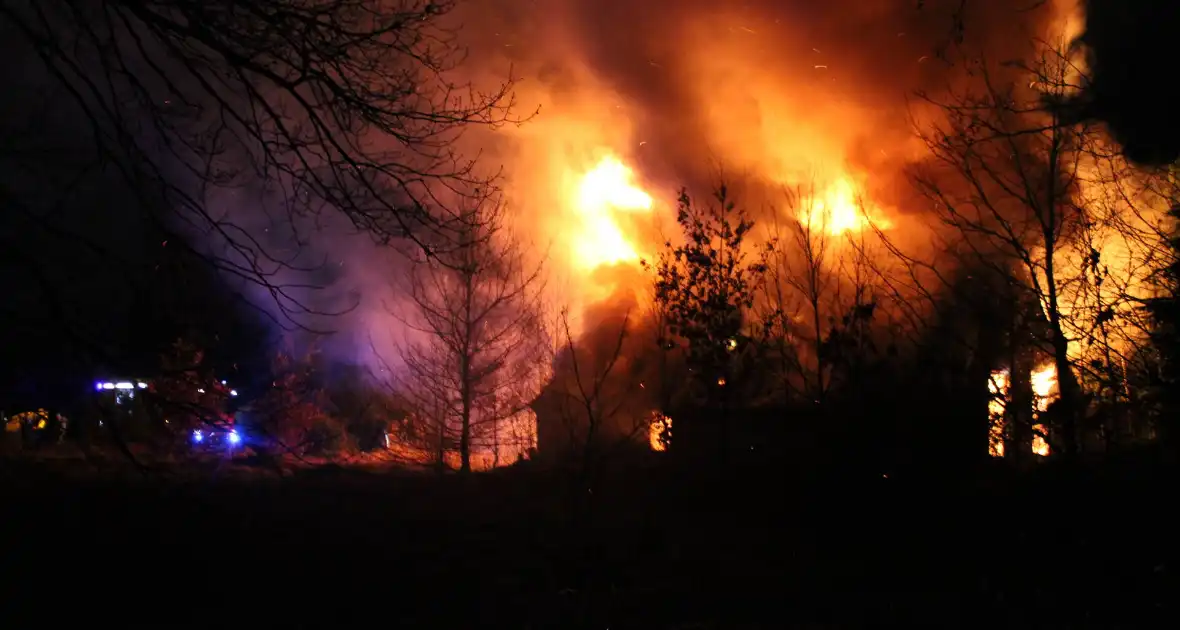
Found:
263,0 -> 1079,376
467,0 -> 1061,180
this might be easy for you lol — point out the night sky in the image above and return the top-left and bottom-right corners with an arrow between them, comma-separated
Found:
1069,0 -> 1180,165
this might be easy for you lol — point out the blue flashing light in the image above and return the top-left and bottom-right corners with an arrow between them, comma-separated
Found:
227,430 -> 241,445
193,430 -> 204,443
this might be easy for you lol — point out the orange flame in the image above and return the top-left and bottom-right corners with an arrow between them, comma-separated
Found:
570,155 -> 653,272
1031,364 -> 1057,457
988,364 -> 1058,458
1031,365 -> 1059,413
649,412 -> 672,452
798,176 -> 891,236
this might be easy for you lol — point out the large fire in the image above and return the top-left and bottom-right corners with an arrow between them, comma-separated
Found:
564,156 -> 887,277
470,0 -> 1096,310
414,0 -> 1165,464
570,155 -> 654,271
798,176 -> 892,237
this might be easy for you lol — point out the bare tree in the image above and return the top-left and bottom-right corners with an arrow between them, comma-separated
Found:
1061,141 -> 1178,447
760,187 -> 824,404
392,194 -> 546,473
0,0 -> 523,388
554,307 -> 652,465
4,0 -> 521,237
911,49 -> 1084,454
758,183 -> 892,405
908,43 -> 1172,456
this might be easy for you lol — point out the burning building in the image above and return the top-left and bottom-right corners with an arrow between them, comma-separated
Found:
530,296 -> 667,460
329,0 -> 1169,467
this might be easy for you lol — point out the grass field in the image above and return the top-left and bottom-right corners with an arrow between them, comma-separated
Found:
2,452 -> 1176,628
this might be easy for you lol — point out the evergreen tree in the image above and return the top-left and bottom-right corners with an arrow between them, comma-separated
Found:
644,185 -> 770,407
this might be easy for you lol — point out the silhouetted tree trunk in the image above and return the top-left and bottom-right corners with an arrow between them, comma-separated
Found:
549,307 -> 637,484
644,184 -> 771,464
394,195 -> 547,474
966,339 -> 995,462
1007,340 -> 1036,465
908,44 -> 1152,460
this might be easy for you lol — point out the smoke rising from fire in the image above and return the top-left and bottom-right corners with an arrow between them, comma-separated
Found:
243,0 -> 1085,376
453,0 -> 1076,307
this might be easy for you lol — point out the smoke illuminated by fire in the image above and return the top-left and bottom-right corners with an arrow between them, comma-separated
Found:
446,0 -> 1092,324
310,0 -> 1148,465
450,0 -> 1116,464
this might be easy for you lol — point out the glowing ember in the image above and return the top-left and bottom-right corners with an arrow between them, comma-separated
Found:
570,155 -> 653,271
649,412 -> 672,452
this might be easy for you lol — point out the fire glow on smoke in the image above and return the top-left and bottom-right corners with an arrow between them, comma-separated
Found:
392,0 -> 1160,465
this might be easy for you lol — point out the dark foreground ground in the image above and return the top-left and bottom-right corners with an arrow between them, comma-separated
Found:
2,452 -> 1178,628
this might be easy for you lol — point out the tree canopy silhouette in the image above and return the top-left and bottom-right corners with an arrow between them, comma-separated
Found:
644,185 -> 770,406
0,0 -> 520,387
